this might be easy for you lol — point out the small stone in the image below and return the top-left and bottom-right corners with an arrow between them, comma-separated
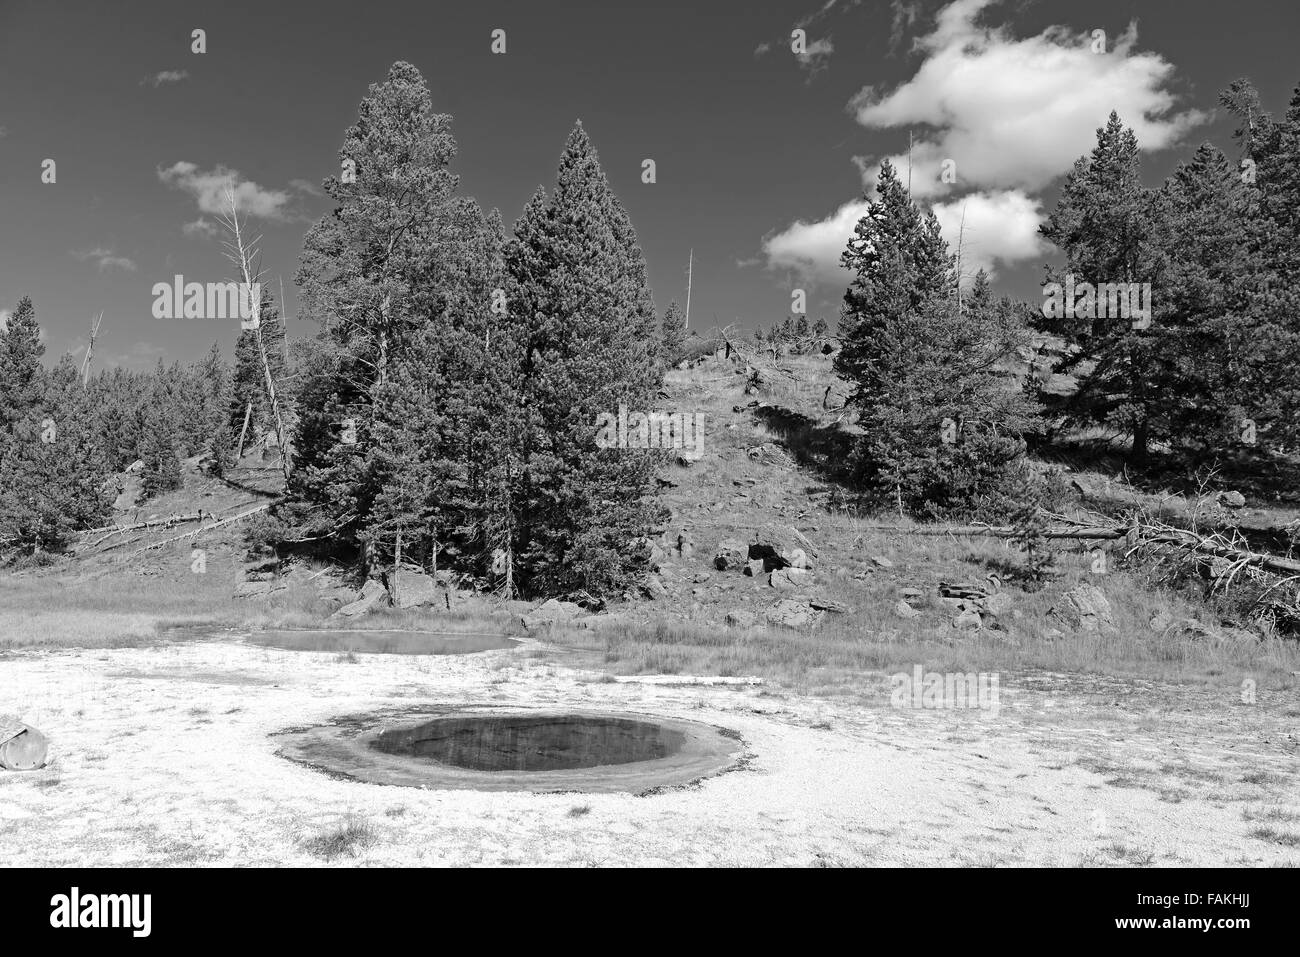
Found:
871,556 -> 894,568
894,600 -> 921,619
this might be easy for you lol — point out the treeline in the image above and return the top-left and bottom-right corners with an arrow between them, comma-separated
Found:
834,78 -> 1300,518
0,290 -> 289,558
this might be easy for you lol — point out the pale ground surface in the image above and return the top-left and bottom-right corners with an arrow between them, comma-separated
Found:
1,635 -> 1297,867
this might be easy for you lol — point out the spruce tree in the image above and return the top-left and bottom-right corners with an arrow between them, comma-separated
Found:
0,296 -> 46,436
509,122 -> 662,596
836,162 -> 1037,516
661,301 -> 686,366
287,61 -> 465,562
1038,113 -> 1163,464
0,354 -> 111,557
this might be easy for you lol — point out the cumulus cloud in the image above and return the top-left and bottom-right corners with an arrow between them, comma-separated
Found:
763,197 -> 870,285
930,190 -> 1047,280
158,161 -> 292,220
73,247 -> 138,272
182,218 -> 218,239
851,0 -> 1206,198
762,0 -> 1204,284
142,70 -> 190,87
289,177 -> 325,198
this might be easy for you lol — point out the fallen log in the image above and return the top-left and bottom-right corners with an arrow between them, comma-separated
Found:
861,523 -> 1300,577
81,512 -> 206,540
126,504 -> 272,557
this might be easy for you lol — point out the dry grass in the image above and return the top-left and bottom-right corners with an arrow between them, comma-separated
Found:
298,815 -> 378,862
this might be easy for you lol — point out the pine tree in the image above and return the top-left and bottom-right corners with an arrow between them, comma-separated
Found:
1038,112 -> 1164,464
836,162 -> 1037,516
0,296 -> 46,437
661,301 -> 686,366
508,122 -> 662,596
0,353 -> 111,558
287,61 -> 466,563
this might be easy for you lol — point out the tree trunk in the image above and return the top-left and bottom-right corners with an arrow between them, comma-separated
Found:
1130,417 -> 1149,466
235,401 -> 252,461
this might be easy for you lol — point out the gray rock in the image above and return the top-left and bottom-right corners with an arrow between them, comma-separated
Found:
870,556 -> 894,569
1217,490 -> 1246,509
749,523 -> 817,570
769,568 -> 812,590
389,572 -> 451,610
1050,583 -> 1115,633
713,538 -> 748,571
725,609 -> 757,628
894,600 -> 921,620
743,559 -> 766,577
808,597 -> 848,613
331,579 -> 389,619
952,609 -> 983,632
640,577 -> 669,601
765,599 -> 824,629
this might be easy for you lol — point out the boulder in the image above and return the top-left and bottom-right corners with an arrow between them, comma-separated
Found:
388,572 -> 451,610
894,600 -> 921,620
0,718 -> 48,771
769,568 -> 811,590
808,597 -> 849,613
952,609 -> 983,632
331,579 -> 389,619
640,577 -> 669,601
749,523 -> 816,571
743,559 -> 766,578
765,599 -> 824,629
787,548 -> 813,570
1217,490 -> 1246,509
713,539 -> 748,571
1050,584 -> 1115,633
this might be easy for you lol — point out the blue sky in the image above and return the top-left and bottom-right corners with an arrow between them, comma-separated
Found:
1,0 -> 1297,369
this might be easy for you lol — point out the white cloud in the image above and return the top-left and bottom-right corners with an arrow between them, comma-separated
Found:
289,178 -> 325,198
142,70 -> 190,87
930,190 -> 1046,281
158,161 -> 292,220
73,247 -> 138,272
763,197 -> 870,285
850,0 -> 1206,198
762,0 -> 1205,284
182,218 -> 218,239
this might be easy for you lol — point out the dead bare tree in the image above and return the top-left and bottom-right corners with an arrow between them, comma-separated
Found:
80,311 -> 103,388
218,188 -> 291,484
